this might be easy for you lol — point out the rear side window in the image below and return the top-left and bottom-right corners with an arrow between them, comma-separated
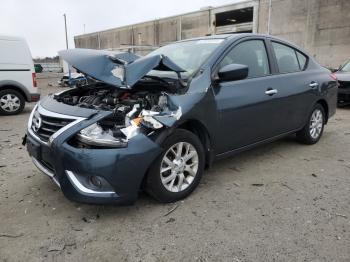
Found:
272,42 -> 306,73
296,51 -> 307,70
219,40 -> 270,78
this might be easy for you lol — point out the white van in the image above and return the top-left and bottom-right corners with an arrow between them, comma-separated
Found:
0,35 -> 40,115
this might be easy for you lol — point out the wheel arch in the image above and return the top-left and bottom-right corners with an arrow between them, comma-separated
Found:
316,99 -> 329,124
177,119 -> 214,168
0,84 -> 29,102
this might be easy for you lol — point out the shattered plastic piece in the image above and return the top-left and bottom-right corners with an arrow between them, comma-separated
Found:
131,117 -> 143,126
125,104 -> 140,125
120,122 -> 140,139
127,104 -> 140,118
142,116 -> 163,129
172,106 -> 182,120
140,109 -> 160,117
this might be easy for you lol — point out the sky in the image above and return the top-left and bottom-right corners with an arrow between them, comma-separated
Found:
0,0 -> 240,58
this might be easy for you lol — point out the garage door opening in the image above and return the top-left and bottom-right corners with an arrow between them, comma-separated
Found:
215,7 -> 253,27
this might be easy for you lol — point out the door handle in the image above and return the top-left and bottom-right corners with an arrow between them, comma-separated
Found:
309,82 -> 319,88
265,88 -> 278,96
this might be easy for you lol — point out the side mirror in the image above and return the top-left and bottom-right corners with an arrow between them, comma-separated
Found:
217,64 -> 249,82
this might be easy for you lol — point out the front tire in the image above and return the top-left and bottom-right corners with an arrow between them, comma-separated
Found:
0,89 -> 25,115
296,104 -> 325,144
146,129 -> 205,203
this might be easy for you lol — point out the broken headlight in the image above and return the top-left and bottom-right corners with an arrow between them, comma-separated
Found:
76,123 -> 127,148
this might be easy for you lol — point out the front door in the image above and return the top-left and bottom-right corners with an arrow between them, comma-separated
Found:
213,39 -> 282,153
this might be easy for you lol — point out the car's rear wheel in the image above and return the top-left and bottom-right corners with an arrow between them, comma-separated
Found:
0,89 -> 25,115
146,129 -> 205,203
296,103 -> 325,144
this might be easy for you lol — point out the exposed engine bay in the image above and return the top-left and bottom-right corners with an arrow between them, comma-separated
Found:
53,81 -> 182,147
55,86 -> 169,123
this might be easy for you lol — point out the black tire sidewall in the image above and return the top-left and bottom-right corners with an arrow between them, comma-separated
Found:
0,89 -> 25,115
146,129 -> 205,203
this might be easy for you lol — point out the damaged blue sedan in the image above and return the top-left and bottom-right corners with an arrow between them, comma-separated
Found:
25,34 -> 337,204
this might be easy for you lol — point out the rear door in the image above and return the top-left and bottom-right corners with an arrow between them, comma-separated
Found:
213,38 -> 284,153
268,39 -> 315,131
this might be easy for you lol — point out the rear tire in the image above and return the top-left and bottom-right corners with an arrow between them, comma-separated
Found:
296,103 -> 325,144
146,129 -> 205,203
0,89 -> 25,115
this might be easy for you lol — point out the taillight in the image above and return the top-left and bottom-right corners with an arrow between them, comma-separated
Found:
330,73 -> 337,81
32,73 -> 37,87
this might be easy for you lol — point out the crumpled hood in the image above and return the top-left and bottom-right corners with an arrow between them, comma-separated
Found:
59,48 -> 185,88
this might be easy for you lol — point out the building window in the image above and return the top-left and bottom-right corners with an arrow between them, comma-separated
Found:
215,7 -> 254,27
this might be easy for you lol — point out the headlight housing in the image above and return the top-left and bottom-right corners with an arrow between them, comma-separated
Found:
76,123 -> 127,148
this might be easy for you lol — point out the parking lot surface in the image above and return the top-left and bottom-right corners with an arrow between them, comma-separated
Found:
0,73 -> 349,261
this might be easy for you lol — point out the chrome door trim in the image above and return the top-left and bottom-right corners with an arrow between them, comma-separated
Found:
309,82 -> 319,88
265,89 -> 278,95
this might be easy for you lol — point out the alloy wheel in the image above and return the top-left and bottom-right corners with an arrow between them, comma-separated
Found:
309,109 -> 323,139
160,142 -> 199,193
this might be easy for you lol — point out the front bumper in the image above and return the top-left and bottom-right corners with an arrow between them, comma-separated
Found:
26,104 -> 162,204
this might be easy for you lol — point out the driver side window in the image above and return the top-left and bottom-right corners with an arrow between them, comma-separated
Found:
220,40 -> 270,78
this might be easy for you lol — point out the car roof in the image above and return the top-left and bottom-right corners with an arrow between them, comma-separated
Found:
0,34 -> 25,41
175,33 -> 302,47
175,33 -> 253,42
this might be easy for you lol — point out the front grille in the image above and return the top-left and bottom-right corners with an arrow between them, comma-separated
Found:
32,112 -> 74,142
338,81 -> 350,89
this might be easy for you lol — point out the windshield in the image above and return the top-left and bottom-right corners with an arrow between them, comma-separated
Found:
340,61 -> 350,72
146,39 -> 224,75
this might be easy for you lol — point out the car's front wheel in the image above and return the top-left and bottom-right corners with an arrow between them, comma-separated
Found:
146,129 -> 205,203
296,103 -> 325,144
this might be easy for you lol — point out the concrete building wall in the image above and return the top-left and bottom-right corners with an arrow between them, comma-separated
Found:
74,0 -> 257,55
75,33 -> 99,49
74,0 -> 350,67
157,18 -> 179,46
258,0 -> 350,67
181,11 -> 211,40
131,21 -> 155,46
